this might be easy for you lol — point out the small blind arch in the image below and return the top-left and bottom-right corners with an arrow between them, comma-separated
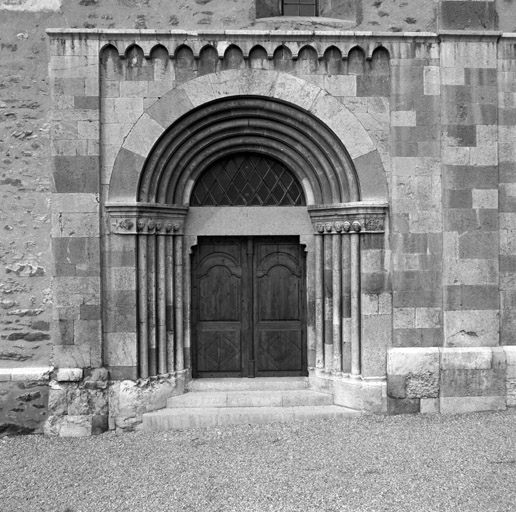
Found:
190,152 -> 306,206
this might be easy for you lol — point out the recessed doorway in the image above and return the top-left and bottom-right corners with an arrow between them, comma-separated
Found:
191,236 -> 307,378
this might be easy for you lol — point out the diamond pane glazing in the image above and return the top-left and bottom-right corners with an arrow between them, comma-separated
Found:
191,153 -> 306,206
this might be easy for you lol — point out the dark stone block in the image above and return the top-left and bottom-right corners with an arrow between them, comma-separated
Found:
458,231 -> 498,259
353,150 -> 388,200
52,156 -> 99,194
500,255 -> 516,273
500,187 -> 516,213
500,162 -> 516,183
105,290 -> 137,333
471,86 -> 498,105
80,304 -> 101,320
477,210 -> 498,231
357,75 -> 390,97
443,166 -> 498,190
444,209 -> 477,233
56,319 -> 74,346
91,414 -> 108,435
362,272 -> 389,294
444,189 -> 472,209
499,108 -> 516,126
361,234 -> 384,250
393,328 -> 443,348
412,126 -> 439,142
471,104 -> 497,126
108,250 -> 136,267
393,288 -> 442,308
416,110 -> 440,127
53,238 -> 100,277
108,366 -> 138,380
393,141 -> 418,157
387,397 -> 420,415
445,285 -> 499,311
440,369 -> 506,397
440,1 -> 496,30
109,148 -> 145,202
387,374 -> 406,399
256,0 -> 280,17
443,125 -> 476,147
74,96 -> 99,110
465,68 -> 497,87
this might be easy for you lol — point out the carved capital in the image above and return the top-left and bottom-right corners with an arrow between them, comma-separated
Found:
106,203 -> 189,235
307,202 -> 387,234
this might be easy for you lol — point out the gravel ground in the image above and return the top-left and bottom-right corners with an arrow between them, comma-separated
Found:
1,410 -> 516,512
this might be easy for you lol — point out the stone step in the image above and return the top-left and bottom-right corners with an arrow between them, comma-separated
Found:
188,377 -> 309,392
167,389 -> 334,409
141,405 -> 360,431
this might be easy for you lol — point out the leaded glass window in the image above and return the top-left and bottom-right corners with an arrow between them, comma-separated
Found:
283,0 -> 317,16
190,153 -> 306,206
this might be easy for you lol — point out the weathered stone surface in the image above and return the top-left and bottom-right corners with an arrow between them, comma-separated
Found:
387,347 -> 440,376
406,371 -> 439,398
441,347 -> 494,371
440,396 -> 506,415
108,374 -> 185,431
55,368 -> 83,382
387,397 -> 420,415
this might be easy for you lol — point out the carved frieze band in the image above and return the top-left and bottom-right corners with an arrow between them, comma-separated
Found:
308,203 -> 388,235
106,204 -> 189,235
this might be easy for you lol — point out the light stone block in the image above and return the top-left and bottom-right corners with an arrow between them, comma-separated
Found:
423,66 -> 440,96
275,73 -> 321,112
444,310 -> 499,347
393,308 -> 415,329
415,308 -> 441,329
310,93 -> 375,159
52,193 -> 99,214
472,189 -> 498,209
442,147 -> 469,165
51,212 -> 100,238
420,398 -> 440,414
440,396 -> 506,415
102,97 -> 144,124
53,344 -> 101,369
378,294 -> 392,315
444,259 -> 498,286
10,367 -> 53,381
0,369 -> 12,381
322,75 -> 357,97
53,277 -> 101,307
470,146 -> 497,166
106,332 -> 137,367
441,347 -> 494,370
56,368 -> 83,381
78,120 -> 99,140
361,294 -> 379,315
441,67 -> 465,86
109,267 -> 137,290
477,125 -> 497,146
122,113 -> 165,158
391,111 -> 416,127
119,80 -> 149,98
182,75 -> 217,107
387,347 -> 440,376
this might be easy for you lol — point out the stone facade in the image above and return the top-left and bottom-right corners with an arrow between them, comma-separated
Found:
2,0 -> 516,435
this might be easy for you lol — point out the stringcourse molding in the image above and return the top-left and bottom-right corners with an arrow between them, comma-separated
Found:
108,70 -> 388,205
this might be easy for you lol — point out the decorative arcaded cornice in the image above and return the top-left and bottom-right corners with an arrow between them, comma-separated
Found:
106,203 -> 188,235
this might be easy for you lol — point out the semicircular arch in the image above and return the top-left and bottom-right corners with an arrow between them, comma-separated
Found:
107,70 -> 388,205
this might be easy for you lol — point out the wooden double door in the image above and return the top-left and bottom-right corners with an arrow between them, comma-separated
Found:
192,236 -> 307,377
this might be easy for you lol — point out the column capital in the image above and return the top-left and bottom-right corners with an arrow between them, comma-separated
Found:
307,202 -> 388,234
106,203 -> 189,235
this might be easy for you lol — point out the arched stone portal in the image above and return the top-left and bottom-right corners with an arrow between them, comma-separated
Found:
105,70 -> 388,399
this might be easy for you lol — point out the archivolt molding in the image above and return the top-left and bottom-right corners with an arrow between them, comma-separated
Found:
108,70 -> 388,205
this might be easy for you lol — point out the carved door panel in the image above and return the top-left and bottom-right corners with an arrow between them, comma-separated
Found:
192,238 -> 250,377
192,237 -> 306,377
254,239 -> 306,376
